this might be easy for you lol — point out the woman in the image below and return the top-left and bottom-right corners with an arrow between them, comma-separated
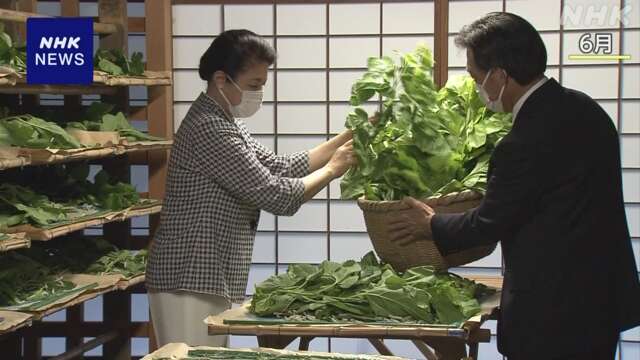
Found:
146,29 -> 356,347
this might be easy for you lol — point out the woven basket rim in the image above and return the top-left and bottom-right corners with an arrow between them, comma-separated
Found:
357,190 -> 483,211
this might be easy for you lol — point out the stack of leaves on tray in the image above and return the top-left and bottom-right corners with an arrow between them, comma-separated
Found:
0,113 -> 84,149
94,49 -> 144,76
0,164 -> 144,231
0,24 -> 26,73
0,183 -> 86,231
154,349 -> 398,360
0,251 -> 96,310
21,237 -> 147,280
67,102 -> 164,142
250,252 -> 494,326
340,45 -> 512,201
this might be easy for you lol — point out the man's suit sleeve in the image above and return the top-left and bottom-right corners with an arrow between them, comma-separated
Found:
432,140 -> 542,255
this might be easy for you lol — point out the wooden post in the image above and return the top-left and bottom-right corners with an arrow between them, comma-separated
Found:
60,1 -> 84,353
434,0 -> 450,88
98,1 -> 132,359
145,0 -> 173,351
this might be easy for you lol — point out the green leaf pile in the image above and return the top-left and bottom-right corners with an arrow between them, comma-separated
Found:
94,49 -> 144,76
250,252 -> 494,326
21,237 -> 147,280
0,184 -> 75,229
0,114 -> 84,149
67,102 -> 164,142
0,23 -> 27,72
156,349 -> 401,360
0,252 -> 86,309
340,45 -> 512,201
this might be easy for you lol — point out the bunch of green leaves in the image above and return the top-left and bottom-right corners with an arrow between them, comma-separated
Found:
0,252 -> 76,309
250,252 -> 494,326
0,114 -> 84,149
67,102 -> 164,142
0,183 -> 74,230
94,49 -> 144,76
22,163 -> 141,211
22,237 -> 147,279
340,45 -> 512,201
0,23 -> 26,72
0,233 -> 8,242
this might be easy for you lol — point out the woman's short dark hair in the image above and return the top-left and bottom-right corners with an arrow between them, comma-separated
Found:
455,12 -> 547,85
198,29 -> 276,82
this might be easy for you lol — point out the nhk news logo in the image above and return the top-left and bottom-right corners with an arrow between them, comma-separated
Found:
562,3 -> 634,62
26,17 -> 94,84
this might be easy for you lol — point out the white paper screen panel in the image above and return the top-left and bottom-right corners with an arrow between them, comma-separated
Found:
382,2 -> 435,34
329,3 -> 380,35
277,38 -> 327,69
562,66 -> 619,99
277,104 -> 327,134
448,0 -> 503,33
505,0 -> 561,31
329,37 -> 380,68
173,38 -> 215,69
224,5 -> 273,35
277,71 -> 326,101
621,100 -> 640,134
173,4 -> 222,36
278,233 -> 328,263
276,4 -> 326,35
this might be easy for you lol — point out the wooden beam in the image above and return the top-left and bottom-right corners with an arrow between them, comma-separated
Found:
0,8 -> 118,34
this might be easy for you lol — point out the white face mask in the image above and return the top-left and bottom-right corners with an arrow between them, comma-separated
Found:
476,69 -> 506,113
219,76 -> 264,118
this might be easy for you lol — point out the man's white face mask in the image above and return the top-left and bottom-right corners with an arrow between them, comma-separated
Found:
476,69 -> 506,113
219,75 -> 264,118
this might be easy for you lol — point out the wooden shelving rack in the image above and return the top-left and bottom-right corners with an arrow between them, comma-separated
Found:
0,1 -> 173,359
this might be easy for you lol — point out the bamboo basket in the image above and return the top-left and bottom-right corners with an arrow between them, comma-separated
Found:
357,190 -> 496,271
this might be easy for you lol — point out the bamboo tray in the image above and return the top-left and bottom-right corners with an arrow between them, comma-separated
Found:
206,278 -> 502,340
0,273 -> 121,314
4,200 -> 162,241
0,232 -> 30,252
0,310 -> 33,335
0,141 -> 173,170
0,70 -> 172,87
143,343 -> 409,360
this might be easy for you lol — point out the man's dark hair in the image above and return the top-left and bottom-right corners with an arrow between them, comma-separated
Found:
199,29 -> 276,82
455,12 -> 547,85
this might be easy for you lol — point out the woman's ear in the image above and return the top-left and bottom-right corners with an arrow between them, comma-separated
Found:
212,71 -> 227,90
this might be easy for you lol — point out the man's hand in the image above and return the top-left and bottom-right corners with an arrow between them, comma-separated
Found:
388,197 -> 436,246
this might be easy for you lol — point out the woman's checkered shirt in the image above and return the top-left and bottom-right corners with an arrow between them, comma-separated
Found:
146,92 -> 310,303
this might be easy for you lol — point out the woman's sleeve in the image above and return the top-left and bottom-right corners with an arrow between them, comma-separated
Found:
192,120 -> 306,216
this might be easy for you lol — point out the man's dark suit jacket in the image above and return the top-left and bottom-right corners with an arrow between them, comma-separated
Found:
432,78 -> 640,357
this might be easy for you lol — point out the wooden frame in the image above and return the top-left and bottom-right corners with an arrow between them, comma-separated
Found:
0,1 -> 173,359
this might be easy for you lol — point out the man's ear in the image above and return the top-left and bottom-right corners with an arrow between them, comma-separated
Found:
212,71 -> 227,90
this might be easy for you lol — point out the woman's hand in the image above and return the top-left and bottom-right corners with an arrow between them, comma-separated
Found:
326,139 -> 357,178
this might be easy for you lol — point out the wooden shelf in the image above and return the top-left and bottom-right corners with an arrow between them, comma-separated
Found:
0,8 -> 117,34
0,71 -> 172,94
4,201 -> 162,241
0,140 -> 173,171
28,274 -> 145,321
0,311 -> 33,336
0,233 -> 30,252
0,274 -> 146,333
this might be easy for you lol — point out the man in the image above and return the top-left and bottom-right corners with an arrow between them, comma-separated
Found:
389,12 -> 640,359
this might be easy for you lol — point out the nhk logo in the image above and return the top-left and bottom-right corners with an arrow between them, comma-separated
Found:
27,17 -> 93,84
